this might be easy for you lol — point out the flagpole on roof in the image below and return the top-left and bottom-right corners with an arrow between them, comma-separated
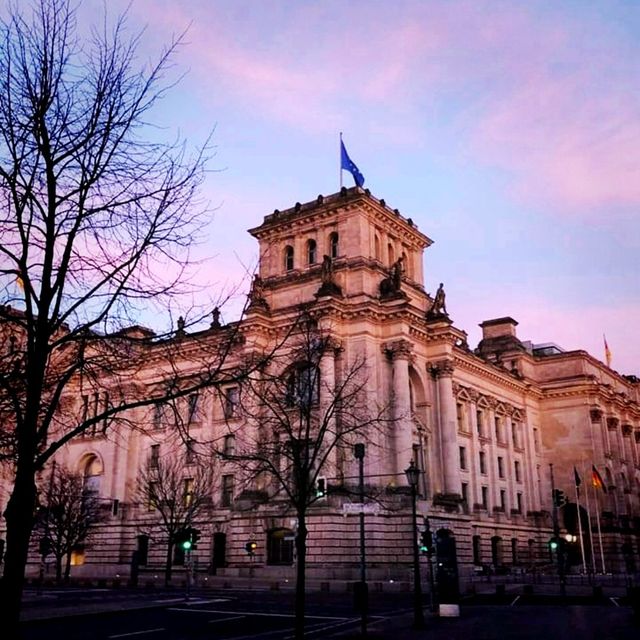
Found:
339,132 -> 343,190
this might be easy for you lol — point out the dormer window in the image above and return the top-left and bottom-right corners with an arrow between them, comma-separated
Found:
329,232 -> 339,259
284,245 -> 294,271
307,239 -> 317,265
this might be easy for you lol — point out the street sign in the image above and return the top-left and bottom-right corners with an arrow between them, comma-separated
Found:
342,503 -> 380,515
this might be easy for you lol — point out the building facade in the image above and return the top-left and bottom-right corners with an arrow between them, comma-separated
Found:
2,187 -> 640,583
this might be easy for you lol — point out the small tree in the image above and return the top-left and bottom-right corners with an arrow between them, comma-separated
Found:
137,451 -> 213,585
220,314 -> 390,640
33,465 -> 106,583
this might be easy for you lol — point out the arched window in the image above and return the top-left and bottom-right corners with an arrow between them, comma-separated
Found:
329,232 -> 339,259
387,243 -> 395,265
267,528 -> 294,565
284,245 -> 294,271
307,239 -> 317,265
79,453 -> 103,496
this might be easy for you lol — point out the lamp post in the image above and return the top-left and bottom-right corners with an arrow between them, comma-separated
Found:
405,460 -> 425,629
354,443 -> 367,636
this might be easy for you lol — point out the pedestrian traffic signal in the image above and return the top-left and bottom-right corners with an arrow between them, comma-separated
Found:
245,540 -> 257,556
315,477 -> 327,499
419,520 -> 433,555
190,527 -> 201,549
552,489 -> 566,507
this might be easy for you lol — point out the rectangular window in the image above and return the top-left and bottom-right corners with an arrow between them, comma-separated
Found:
148,481 -> 159,511
456,403 -> 465,431
514,460 -> 521,482
476,410 -> 484,436
516,492 -> 523,513
461,482 -> 468,504
495,416 -> 502,442
183,478 -> 194,507
187,393 -> 201,424
500,489 -> 506,511
497,456 -> 504,479
459,446 -> 467,470
153,402 -> 169,429
185,439 -> 196,464
224,387 -> 239,419
481,486 -> 489,509
150,444 -> 160,468
512,422 -> 519,448
223,434 -> 236,456
479,451 -> 486,474
221,474 -> 234,507
511,538 -> 518,564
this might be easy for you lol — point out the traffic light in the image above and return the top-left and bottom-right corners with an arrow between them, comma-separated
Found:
190,527 -> 201,549
549,536 -> 559,552
175,528 -> 193,551
315,477 -> 327,499
245,540 -> 257,556
552,489 -> 566,507
419,518 -> 433,555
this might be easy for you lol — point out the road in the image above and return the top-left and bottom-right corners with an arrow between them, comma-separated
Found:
19,587 -> 639,640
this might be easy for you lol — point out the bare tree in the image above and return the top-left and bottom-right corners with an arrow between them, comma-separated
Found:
137,451 -> 214,586
219,313 -> 391,640
33,464 -> 107,584
0,1 -> 280,630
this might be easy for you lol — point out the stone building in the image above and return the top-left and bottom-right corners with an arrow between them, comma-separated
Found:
2,187 -> 639,583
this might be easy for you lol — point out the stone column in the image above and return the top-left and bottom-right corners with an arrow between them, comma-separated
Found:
319,338 -> 340,479
433,360 -> 460,496
589,408 -> 605,463
385,340 -> 414,476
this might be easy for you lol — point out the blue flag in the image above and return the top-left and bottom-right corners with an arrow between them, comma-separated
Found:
341,140 -> 365,187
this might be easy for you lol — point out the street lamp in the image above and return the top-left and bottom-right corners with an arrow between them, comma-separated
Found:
405,460 -> 425,629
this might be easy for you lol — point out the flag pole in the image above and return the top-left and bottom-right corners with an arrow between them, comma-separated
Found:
594,484 -> 605,573
582,461 -> 596,574
339,132 -> 343,190
573,469 -> 587,574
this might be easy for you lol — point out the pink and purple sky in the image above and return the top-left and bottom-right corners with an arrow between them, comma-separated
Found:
84,0 -> 639,375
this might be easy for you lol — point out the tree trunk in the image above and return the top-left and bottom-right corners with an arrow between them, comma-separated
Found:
294,511 -> 308,640
55,554 -> 63,585
64,552 -> 72,583
1,468 -> 37,637
165,540 -> 173,586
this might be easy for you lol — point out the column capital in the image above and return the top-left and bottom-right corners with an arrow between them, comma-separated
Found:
383,339 -> 414,360
430,359 -> 454,377
590,407 -> 603,422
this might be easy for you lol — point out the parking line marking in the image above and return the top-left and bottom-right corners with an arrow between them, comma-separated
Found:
207,615 -> 245,624
510,596 -> 520,606
610,597 -> 620,607
108,629 -> 165,639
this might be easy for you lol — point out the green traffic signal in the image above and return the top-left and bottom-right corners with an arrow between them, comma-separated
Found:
182,539 -> 192,551
549,537 -> 559,551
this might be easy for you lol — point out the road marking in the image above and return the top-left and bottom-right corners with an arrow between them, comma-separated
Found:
510,596 -> 520,606
207,615 -> 245,624
108,629 -> 165,639
167,607 -> 348,620
610,597 -> 620,607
